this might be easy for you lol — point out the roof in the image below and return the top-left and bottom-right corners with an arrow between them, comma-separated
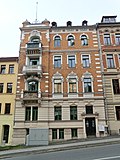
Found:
0,57 -> 18,62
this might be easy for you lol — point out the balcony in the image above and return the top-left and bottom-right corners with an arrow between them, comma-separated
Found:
22,65 -> 42,76
21,90 -> 41,102
26,42 -> 42,55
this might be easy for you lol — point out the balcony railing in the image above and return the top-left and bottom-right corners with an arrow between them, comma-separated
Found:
21,90 -> 41,99
26,42 -> 42,55
22,65 -> 42,76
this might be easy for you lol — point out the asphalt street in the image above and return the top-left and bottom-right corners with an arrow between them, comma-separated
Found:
3,143 -> 120,160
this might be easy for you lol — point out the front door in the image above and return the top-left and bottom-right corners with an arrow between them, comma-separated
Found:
85,118 -> 96,136
3,125 -> 9,143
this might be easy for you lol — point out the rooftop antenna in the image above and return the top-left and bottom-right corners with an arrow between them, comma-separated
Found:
35,2 -> 38,23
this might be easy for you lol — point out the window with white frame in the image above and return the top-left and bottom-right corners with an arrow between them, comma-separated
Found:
82,55 -> 90,67
52,73 -> 63,95
81,35 -> 88,46
104,34 -> 111,45
52,128 -> 64,139
107,54 -> 115,68
68,55 -> 76,68
54,79 -> 62,93
28,80 -> 38,92
84,78 -> 92,93
25,106 -> 38,121
54,55 -> 61,68
115,34 -> 120,45
54,36 -> 61,47
70,106 -> 77,120
69,78 -> 77,93
1,65 -> 6,74
67,35 -> 75,46
29,58 -> 39,65
54,106 -> 62,120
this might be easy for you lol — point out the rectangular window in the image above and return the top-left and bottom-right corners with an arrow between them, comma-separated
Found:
70,106 -> 77,120
0,103 -> 1,114
112,79 -> 120,94
82,55 -> 90,67
54,106 -> 61,120
32,107 -> 38,121
116,106 -> 120,120
68,55 -> 75,68
25,107 -> 31,121
52,129 -> 57,139
0,83 -> 3,93
107,54 -> 115,68
115,34 -> 120,45
25,107 -> 38,121
54,79 -> 62,93
1,65 -> 6,74
30,58 -> 39,65
86,105 -> 93,114
71,128 -> 77,138
9,65 -> 14,74
5,103 -> 11,114
84,78 -> 92,93
54,56 -> 61,68
7,83 -> 13,93
69,79 -> 77,93
104,34 -> 111,45
59,129 -> 64,139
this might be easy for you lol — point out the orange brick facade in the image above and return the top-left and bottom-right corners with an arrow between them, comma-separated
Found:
13,19 -> 107,145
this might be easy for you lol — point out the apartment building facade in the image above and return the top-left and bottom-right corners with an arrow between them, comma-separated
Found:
13,19 -> 107,145
0,57 -> 18,145
97,16 -> 120,135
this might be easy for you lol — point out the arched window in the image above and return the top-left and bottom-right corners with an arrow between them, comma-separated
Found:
54,36 -> 61,47
81,35 -> 88,46
67,35 -> 75,46
31,36 -> 40,43
28,80 -> 38,92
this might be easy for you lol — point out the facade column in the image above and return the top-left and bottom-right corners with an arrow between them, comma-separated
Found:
83,118 -> 87,138
95,117 -> 99,137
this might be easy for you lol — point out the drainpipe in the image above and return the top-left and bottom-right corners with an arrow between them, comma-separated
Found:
96,23 -> 110,135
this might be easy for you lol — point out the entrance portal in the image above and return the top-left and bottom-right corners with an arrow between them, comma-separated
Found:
85,118 -> 96,136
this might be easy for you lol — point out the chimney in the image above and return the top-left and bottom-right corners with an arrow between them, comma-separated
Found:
67,21 -> 72,27
51,22 -> 57,27
82,20 -> 88,26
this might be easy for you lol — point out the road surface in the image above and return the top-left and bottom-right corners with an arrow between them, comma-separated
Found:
3,143 -> 120,160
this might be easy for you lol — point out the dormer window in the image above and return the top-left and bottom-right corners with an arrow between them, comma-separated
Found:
67,35 -> 75,46
101,16 -> 117,23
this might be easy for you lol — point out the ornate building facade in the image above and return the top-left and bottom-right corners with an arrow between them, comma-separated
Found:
12,19 -> 107,145
97,16 -> 120,135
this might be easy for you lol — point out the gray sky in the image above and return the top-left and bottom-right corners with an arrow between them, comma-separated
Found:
0,0 -> 120,57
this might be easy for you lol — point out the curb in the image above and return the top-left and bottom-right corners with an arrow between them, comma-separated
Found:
0,139 -> 120,159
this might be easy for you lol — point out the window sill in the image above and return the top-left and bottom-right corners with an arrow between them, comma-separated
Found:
83,93 -> 94,97
53,93 -> 63,98
68,93 -> 78,98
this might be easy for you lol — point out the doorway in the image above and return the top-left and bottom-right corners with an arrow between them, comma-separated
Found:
3,125 -> 9,143
85,118 -> 96,136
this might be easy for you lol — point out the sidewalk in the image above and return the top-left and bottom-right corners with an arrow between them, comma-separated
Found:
0,136 -> 120,158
